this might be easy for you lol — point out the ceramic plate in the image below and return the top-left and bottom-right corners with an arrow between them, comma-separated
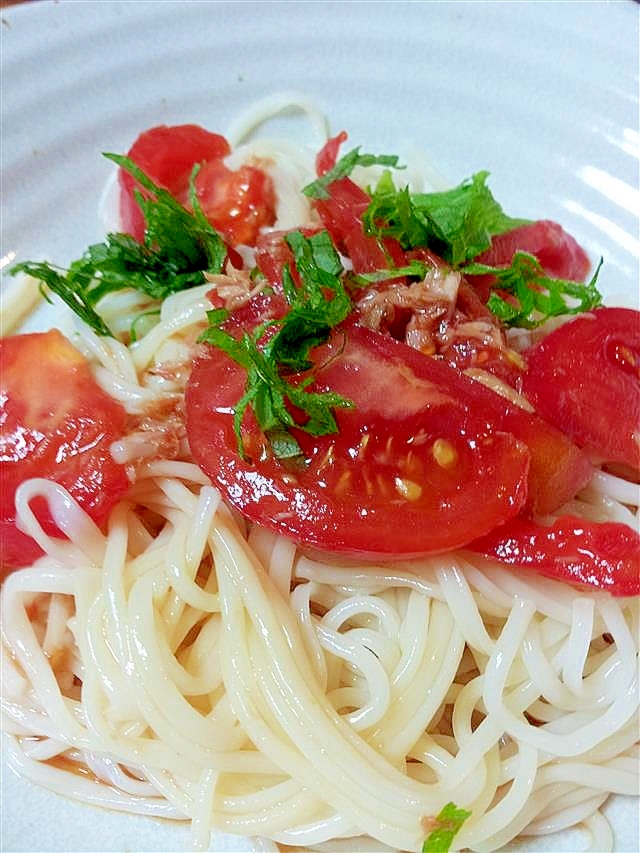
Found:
1,1 -> 638,850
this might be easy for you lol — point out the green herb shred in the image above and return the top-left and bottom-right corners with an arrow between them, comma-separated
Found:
198,230 -> 353,460
11,155 -> 227,338
463,252 -> 603,329
421,802 -> 471,853
303,146 -> 403,200
357,166 -> 602,326
363,170 -> 529,266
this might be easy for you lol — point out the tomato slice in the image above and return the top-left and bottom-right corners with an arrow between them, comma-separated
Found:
468,385 -> 593,518
118,123 -> 277,247
315,130 -> 348,176
0,330 -> 130,574
313,177 -> 405,273
522,307 -> 640,471
186,321 -> 534,557
474,219 -> 591,280
469,515 -> 640,597
254,229 -> 297,289
311,129 -> 407,275
119,124 -> 231,241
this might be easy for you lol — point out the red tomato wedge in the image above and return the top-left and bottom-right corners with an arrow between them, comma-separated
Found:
185,320 -> 592,558
464,390 -> 592,518
466,219 -> 593,305
313,177 -> 405,273
473,220 -> 592,281
0,330 -> 130,574
341,323 -> 590,515
119,124 -> 231,241
523,307 -> 640,471
186,325 -> 529,557
311,131 -> 405,274
315,130 -> 348,176
469,515 -> 640,597
119,124 -> 276,247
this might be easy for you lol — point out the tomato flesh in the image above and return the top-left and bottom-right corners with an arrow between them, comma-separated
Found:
255,228 -> 321,289
477,220 -> 591,279
523,307 -> 640,471
349,325 -> 592,517
193,158 -> 276,246
119,123 -> 276,247
0,330 -> 130,574
477,394 -> 592,517
469,515 -> 640,597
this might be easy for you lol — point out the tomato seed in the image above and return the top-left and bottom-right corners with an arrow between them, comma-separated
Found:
432,438 -> 458,468
394,477 -> 423,501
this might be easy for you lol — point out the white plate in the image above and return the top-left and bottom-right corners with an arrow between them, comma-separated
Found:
1,1 -> 638,851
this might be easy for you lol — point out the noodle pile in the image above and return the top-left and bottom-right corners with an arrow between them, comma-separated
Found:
1,98 -> 638,853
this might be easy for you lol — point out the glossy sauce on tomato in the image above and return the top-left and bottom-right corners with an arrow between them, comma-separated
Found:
0,330 -> 130,573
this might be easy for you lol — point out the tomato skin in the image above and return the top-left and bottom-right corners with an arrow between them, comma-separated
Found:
465,219 -> 592,305
522,307 -> 640,471
119,124 -> 231,241
0,330 -> 130,574
186,324 -> 532,557
469,515 -> 640,597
